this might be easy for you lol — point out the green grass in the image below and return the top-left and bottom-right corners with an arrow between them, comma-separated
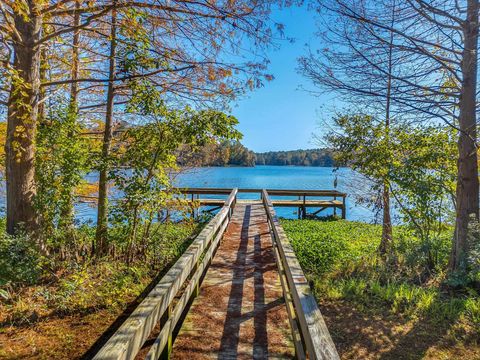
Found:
281,219 -> 480,333
281,219 -> 382,276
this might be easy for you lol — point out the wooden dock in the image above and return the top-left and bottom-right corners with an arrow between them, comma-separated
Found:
177,188 -> 347,220
93,189 -> 340,360
172,202 -> 294,358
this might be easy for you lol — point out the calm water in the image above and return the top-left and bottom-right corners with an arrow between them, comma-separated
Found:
174,166 -> 374,221
74,166 -> 375,223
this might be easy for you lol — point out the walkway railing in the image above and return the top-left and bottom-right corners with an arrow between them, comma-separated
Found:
93,187 -> 339,360
262,190 -> 340,360
93,189 -> 238,360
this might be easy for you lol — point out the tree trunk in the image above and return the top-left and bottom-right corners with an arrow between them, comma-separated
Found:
379,182 -> 393,256
5,2 -> 42,234
95,4 -> 117,256
379,2 -> 395,257
451,0 -> 480,272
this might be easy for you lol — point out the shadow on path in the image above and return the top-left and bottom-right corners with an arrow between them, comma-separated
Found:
219,205 -> 251,358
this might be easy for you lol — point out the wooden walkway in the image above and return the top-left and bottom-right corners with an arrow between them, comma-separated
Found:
94,189 -> 339,360
172,202 -> 294,359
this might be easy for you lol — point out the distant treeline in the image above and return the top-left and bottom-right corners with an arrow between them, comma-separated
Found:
177,140 -> 256,167
178,143 -> 337,167
255,149 -> 336,167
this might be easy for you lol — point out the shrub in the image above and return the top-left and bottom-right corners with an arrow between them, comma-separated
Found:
0,231 -> 42,287
52,261 -> 151,313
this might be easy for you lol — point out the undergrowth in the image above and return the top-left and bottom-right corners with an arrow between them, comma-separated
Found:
0,221 -> 199,326
281,219 -> 480,335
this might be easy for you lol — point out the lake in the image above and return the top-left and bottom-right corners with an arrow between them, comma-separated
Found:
175,166 -> 374,221
76,166 -> 375,223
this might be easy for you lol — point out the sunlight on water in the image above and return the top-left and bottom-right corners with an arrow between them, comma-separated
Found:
174,166 -> 375,222
69,166 -> 377,223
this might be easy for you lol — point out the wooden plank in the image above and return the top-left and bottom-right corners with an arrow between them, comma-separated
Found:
266,189 -> 346,197
175,187 -> 234,195
224,188 -> 237,209
172,202 -> 295,358
271,200 -> 343,207
190,199 -> 226,206
145,212 -> 230,360
186,199 -> 343,208
262,190 -> 340,360
93,189 -> 237,360
269,229 -> 306,359
173,187 -> 346,197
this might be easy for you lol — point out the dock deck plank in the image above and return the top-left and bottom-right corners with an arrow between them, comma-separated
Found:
172,202 -> 294,359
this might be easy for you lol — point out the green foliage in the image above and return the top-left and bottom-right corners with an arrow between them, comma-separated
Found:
28,50 -> 243,263
0,230 -> 42,286
283,219 -> 479,332
0,221 -> 198,325
319,278 -> 480,329
281,219 -> 381,276
108,87 -> 241,260
448,216 -> 480,287
467,217 -> 480,283
48,222 -> 196,314
395,228 -> 451,275
282,219 -> 452,280
255,148 -> 335,166
327,114 -> 457,269
178,140 -> 255,167
390,125 -> 457,246
327,114 -> 393,181
36,100 -> 92,239
52,262 -> 150,313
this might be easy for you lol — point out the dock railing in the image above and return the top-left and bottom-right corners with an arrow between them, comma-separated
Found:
262,189 -> 340,360
175,187 -> 347,219
93,188 -> 238,360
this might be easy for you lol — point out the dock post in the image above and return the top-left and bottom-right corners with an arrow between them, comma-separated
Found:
193,260 -> 200,298
342,195 -> 346,219
191,194 -> 195,219
297,196 -> 301,219
334,196 -> 337,217
160,305 -> 173,360
302,195 -> 306,219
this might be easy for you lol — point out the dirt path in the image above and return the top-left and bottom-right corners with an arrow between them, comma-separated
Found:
172,202 -> 294,359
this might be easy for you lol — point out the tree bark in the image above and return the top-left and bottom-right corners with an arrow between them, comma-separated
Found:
95,3 -> 117,256
379,1 -> 395,256
451,0 -> 480,272
379,182 -> 393,255
5,2 -> 42,234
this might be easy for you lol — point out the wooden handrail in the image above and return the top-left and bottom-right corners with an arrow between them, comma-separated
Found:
262,190 -> 340,360
174,187 -> 346,197
94,189 -> 238,360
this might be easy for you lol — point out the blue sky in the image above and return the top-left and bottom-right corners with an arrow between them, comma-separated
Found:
231,4 -> 332,153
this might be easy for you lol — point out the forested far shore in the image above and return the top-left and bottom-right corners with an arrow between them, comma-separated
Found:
177,142 -> 337,167
255,148 -> 336,167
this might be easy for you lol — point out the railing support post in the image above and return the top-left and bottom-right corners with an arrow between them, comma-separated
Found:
193,261 -> 200,298
160,305 -> 173,360
302,195 -> 306,219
